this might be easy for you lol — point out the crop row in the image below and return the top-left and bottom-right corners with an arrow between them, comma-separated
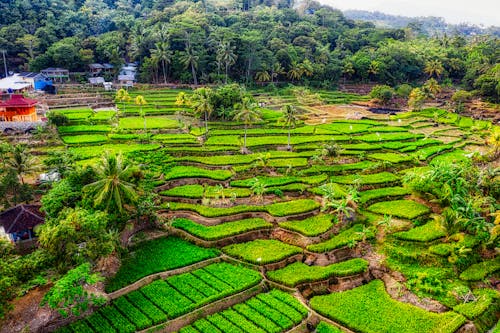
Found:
172,218 -> 273,241
178,289 -> 308,333
267,259 -> 369,287
63,263 -> 262,333
222,239 -> 302,264
164,199 -> 320,217
307,224 -> 375,253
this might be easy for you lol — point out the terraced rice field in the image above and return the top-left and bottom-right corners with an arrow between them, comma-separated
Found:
53,89 -> 499,333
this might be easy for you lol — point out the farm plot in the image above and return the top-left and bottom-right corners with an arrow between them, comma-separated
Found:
62,263 -> 262,333
178,290 -> 308,333
310,279 -> 466,333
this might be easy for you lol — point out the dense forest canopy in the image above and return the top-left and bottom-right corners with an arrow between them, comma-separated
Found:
0,0 -> 499,100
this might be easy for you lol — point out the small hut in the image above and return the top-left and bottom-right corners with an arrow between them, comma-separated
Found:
0,204 -> 45,243
0,94 -> 38,122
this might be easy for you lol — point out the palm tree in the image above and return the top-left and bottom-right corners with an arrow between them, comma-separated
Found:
8,144 -> 38,184
287,61 -> 303,82
424,59 -> 444,79
83,153 -> 139,214
423,78 -> 441,100
180,45 -> 199,85
342,62 -> 355,83
216,41 -> 237,84
487,127 -> 500,159
271,62 -> 284,83
281,104 -> 298,150
135,95 -> 147,131
255,71 -> 271,85
190,87 -> 214,133
299,59 -> 314,78
150,42 -> 171,84
175,91 -> 189,112
234,97 -> 262,152
250,178 -> 266,202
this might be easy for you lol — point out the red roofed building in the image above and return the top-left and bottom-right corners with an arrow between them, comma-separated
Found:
0,204 -> 45,242
0,94 -> 38,122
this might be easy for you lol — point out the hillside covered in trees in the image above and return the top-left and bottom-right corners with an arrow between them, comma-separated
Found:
1,0 -> 499,101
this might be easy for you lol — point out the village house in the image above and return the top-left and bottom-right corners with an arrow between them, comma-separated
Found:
0,94 -> 38,122
0,204 -> 45,243
40,67 -> 69,82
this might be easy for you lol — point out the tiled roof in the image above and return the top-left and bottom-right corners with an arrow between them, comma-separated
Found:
0,204 -> 45,233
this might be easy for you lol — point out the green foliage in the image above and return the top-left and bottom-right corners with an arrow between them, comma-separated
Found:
106,236 -> 219,292
222,239 -> 302,264
180,290 -> 307,333
394,220 -> 446,242
165,199 -> 320,217
61,134 -> 108,145
41,263 -> 105,318
267,259 -> 368,287
331,172 -> 399,185
316,322 -> 344,333
368,152 -> 413,163
38,208 -> 115,268
307,224 -> 375,253
279,214 -> 336,236
172,218 -> 272,240
359,186 -> 411,204
164,166 -> 233,181
367,200 -> 430,219
459,258 -> 500,281
161,184 -> 252,198
370,85 -> 395,104
310,280 -> 466,333
453,289 -> 499,320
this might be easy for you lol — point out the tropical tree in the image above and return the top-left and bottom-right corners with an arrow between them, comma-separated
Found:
115,88 -> 131,117
175,91 -> 189,112
422,78 -> 441,100
424,59 -> 444,79
281,104 -> 298,150
135,95 -> 147,131
8,144 -> 38,184
255,70 -> 271,85
190,87 -> 214,133
83,153 -> 139,214
150,42 -> 171,84
487,126 -> 500,159
287,61 -> 303,82
250,178 -> 266,202
408,87 -> 427,111
180,45 -> 199,85
216,41 -> 237,84
234,97 -> 262,152
271,62 -> 285,83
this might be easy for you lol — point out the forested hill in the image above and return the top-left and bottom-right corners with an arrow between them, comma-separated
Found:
343,10 -> 500,37
0,0 -> 499,101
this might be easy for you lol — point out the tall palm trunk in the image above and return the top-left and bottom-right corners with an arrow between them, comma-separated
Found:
191,63 -> 198,85
162,60 -> 167,84
225,63 -> 229,84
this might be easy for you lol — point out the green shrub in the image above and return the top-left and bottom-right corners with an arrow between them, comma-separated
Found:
367,200 -> 430,219
394,220 -> 446,242
267,259 -> 368,287
172,218 -> 272,240
279,214 -> 336,236
307,224 -> 374,253
222,239 -> 302,264
105,236 -> 219,292
310,280 -> 466,333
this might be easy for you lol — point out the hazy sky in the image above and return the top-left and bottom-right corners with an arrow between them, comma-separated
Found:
319,0 -> 500,26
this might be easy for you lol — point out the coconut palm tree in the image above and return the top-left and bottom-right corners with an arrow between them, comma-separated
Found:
424,59 -> 444,79
135,95 -> 147,131
150,42 -> 172,84
8,144 -> 38,184
281,104 -> 298,150
180,45 -> 199,85
287,61 -> 303,82
271,62 -> 284,83
216,41 -> 237,84
234,97 -> 262,152
255,70 -> 271,85
190,87 -> 214,133
83,153 -> 139,214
